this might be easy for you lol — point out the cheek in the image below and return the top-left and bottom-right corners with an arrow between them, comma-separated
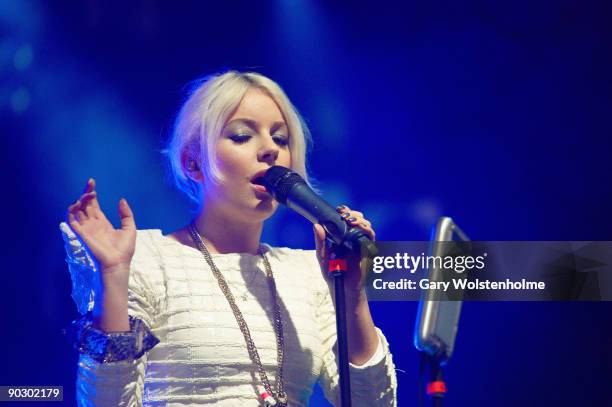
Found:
280,149 -> 291,168
217,156 -> 241,175
216,147 -> 249,175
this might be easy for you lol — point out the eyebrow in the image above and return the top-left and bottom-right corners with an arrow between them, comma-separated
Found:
225,118 -> 288,130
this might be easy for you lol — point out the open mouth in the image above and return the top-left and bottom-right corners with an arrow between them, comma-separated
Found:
251,176 -> 265,187
252,183 -> 268,193
250,174 -> 270,195
250,169 -> 269,188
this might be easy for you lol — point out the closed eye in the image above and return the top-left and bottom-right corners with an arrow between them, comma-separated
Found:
273,135 -> 289,147
229,134 -> 251,144
274,137 -> 289,147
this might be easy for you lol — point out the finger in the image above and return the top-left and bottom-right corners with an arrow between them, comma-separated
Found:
336,205 -> 350,213
80,190 -> 100,210
67,211 -> 78,227
69,198 -> 80,210
66,199 -> 80,219
85,204 -> 96,219
76,209 -> 88,222
118,198 -> 136,231
358,224 -> 375,241
342,210 -> 363,220
347,217 -> 370,227
347,217 -> 375,240
68,215 -> 82,234
363,226 -> 376,241
80,192 -> 99,218
337,206 -> 364,219
68,188 -> 94,220
82,178 -> 95,194
94,206 -> 108,222
67,198 -> 80,212
90,193 -> 101,210
86,181 -> 101,210
81,191 -> 105,219
79,191 -> 96,205
339,209 -> 364,221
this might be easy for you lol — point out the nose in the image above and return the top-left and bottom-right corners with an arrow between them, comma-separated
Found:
258,136 -> 280,164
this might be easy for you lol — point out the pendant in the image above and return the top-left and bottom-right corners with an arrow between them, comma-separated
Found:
276,394 -> 288,406
261,392 -> 278,406
260,392 -> 287,407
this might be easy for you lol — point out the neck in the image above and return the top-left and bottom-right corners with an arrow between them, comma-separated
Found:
192,204 -> 263,255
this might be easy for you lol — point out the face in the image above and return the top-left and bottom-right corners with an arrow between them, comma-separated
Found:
203,87 -> 291,222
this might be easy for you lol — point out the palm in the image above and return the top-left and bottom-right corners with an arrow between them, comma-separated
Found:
77,214 -> 135,269
66,179 -> 136,272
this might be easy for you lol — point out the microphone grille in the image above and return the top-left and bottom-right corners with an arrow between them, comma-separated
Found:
261,166 -> 305,204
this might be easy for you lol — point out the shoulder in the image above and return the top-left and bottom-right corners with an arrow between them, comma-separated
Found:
129,229 -> 169,280
133,229 -> 164,257
132,228 -> 191,258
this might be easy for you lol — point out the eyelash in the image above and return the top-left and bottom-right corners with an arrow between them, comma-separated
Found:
229,134 -> 251,144
273,136 -> 289,147
229,134 -> 289,147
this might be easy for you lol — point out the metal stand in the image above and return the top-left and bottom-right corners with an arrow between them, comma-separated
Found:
328,243 -> 352,407
419,352 -> 446,407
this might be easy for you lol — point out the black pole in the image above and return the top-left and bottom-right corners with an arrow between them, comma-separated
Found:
427,354 -> 446,407
431,360 -> 443,407
329,243 -> 352,407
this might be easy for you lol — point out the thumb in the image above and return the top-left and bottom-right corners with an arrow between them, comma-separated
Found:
118,198 -> 136,231
313,224 -> 327,260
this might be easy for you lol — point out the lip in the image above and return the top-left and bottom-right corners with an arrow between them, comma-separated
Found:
251,183 -> 272,200
250,168 -> 270,184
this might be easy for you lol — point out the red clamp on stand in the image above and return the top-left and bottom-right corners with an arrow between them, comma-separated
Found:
327,243 -> 352,407
430,355 -> 446,407
426,380 -> 447,398
328,258 -> 348,275
418,352 -> 447,407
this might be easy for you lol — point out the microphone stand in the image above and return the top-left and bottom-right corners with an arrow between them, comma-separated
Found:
327,243 -> 352,407
419,352 -> 446,407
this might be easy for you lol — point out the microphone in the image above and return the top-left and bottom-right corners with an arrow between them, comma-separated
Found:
257,166 -> 377,256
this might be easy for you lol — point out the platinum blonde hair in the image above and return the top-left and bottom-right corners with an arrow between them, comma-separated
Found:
164,71 -> 312,205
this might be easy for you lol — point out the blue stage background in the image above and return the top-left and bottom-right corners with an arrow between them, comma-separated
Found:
1,1 -> 611,405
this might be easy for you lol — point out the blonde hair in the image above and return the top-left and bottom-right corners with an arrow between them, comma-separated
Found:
164,71 -> 312,205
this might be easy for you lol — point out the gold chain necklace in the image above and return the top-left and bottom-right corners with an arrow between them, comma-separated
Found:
188,224 -> 288,406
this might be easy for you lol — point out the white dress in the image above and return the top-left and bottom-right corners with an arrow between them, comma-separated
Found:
60,223 -> 397,406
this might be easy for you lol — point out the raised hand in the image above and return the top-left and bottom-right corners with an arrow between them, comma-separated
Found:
66,179 -> 137,273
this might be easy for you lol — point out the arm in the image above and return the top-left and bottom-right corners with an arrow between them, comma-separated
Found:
74,269 -> 158,406
66,179 -> 135,331
314,269 -> 397,406
312,205 -> 398,405
62,223 -> 160,407
62,179 -> 159,406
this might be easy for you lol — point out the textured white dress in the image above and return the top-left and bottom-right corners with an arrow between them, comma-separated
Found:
60,223 -> 397,406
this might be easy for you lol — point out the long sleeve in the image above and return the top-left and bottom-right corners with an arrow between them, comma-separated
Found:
312,255 -> 398,406
60,223 -> 161,407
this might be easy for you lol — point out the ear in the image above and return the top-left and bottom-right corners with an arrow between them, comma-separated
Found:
181,150 -> 204,182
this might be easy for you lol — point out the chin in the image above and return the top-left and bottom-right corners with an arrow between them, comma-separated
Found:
252,198 -> 278,219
